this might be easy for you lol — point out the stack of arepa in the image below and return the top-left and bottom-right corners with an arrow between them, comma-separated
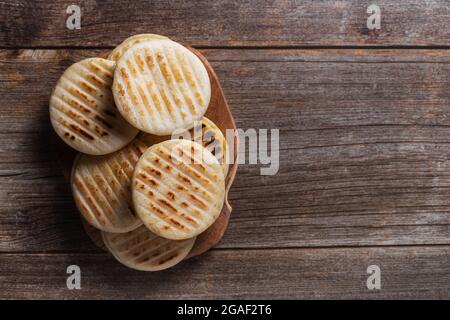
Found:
49,34 -> 231,271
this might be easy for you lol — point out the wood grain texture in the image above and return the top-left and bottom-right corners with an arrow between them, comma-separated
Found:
2,0 -> 450,47
1,49 -> 450,253
1,246 -> 449,299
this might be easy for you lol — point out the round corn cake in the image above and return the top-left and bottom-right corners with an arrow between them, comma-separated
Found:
102,225 -> 195,271
108,34 -> 168,62
112,39 -> 211,135
50,58 -> 138,155
132,139 -> 225,240
71,135 -> 153,233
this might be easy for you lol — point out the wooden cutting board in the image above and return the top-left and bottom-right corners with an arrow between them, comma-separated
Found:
55,46 -> 239,259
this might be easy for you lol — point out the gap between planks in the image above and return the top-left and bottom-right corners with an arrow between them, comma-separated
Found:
2,243 -> 450,255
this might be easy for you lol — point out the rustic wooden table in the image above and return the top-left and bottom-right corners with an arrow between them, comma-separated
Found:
1,0 -> 450,299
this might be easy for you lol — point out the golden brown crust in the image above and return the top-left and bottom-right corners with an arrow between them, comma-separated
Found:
102,225 -> 195,271
50,58 -> 138,155
71,135 -> 154,233
132,139 -> 225,240
112,39 -> 211,135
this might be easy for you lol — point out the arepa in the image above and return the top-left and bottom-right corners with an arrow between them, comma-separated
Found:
132,139 -> 225,240
102,225 -> 195,271
112,38 -> 211,135
50,58 -> 138,155
108,34 -> 169,62
71,134 -> 153,233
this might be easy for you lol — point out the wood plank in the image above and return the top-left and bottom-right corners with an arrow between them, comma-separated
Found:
2,0 -> 450,47
2,49 -> 450,252
1,246 -> 449,299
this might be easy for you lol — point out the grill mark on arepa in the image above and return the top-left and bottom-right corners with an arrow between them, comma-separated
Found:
93,115 -> 113,130
75,77 -> 101,99
92,164 -> 135,228
147,51 -> 179,124
163,45 -> 197,116
119,67 -> 142,127
127,238 -> 171,261
135,82 -> 157,122
155,151 -> 214,204
81,165 -> 119,228
109,227 -> 149,247
136,165 -> 203,228
52,96 -> 92,128
151,45 -> 190,122
174,47 -> 205,107
124,234 -> 162,254
119,147 -> 138,174
141,51 -> 167,132
155,253 -> 181,266
73,174 -> 106,226
104,225 -> 194,271
90,61 -> 113,79
135,172 -> 159,187
156,49 -> 187,122
140,159 -> 209,219
136,242 -> 179,265
173,149 -> 218,186
52,94 -> 112,139
82,167 -> 120,228
125,58 -> 156,130
132,240 -> 174,262
62,77 -> 102,110
133,178 -> 197,229
135,202 -> 188,232
68,67 -> 119,131
88,165 -> 128,229
57,85 -> 97,115
128,242 -> 167,263
118,233 -> 160,254
108,156 -> 131,188
68,67 -> 101,95
140,154 -> 214,223
94,163 -> 128,216
51,103 -> 105,144
145,156 -> 210,212
76,63 -> 112,88
72,143 -> 145,233
159,145 -> 219,194
70,124 -> 95,141
114,41 -> 210,135
52,117 -> 97,147
150,46 -> 180,125
182,49 -> 207,104
152,148 -> 213,202
73,187 -> 102,227
100,160 -> 130,203
150,244 -> 185,265
135,54 -> 146,73
142,48 -> 178,128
